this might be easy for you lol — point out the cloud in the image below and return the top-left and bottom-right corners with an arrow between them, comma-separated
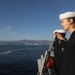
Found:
5,26 -> 11,31
0,26 -> 12,33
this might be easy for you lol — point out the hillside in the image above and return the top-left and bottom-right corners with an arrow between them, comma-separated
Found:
0,39 -> 52,45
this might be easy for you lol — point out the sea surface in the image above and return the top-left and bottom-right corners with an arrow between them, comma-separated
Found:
0,45 -> 49,75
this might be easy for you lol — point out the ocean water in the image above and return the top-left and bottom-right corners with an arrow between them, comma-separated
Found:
0,45 -> 49,75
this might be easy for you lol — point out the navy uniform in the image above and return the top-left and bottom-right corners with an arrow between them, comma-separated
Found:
59,12 -> 75,75
56,29 -> 67,75
57,39 -> 67,75
52,29 -> 67,75
52,29 -> 59,62
52,30 -> 60,74
62,31 -> 75,75
53,37 -> 59,60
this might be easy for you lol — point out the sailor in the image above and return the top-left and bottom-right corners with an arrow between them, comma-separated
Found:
52,29 -> 60,75
56,29 -> 67,75
59,11 -> 75,75
52,29 -> 59,58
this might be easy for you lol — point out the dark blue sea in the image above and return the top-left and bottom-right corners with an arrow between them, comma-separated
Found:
0,45 -> 49,75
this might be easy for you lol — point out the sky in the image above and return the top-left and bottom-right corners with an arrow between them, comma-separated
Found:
0,0 -> 75,41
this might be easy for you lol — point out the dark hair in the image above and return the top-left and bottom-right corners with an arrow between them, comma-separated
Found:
59,33 -> 66,38
67,17 -> 75,24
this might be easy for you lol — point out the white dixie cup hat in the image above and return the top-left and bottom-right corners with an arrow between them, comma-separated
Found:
57,29 -> 66,33
59,11 -> 75,20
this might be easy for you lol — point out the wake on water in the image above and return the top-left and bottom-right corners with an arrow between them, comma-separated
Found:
0,50 -> 12,54
0,45 -> 49,75
0,49 -> 24,55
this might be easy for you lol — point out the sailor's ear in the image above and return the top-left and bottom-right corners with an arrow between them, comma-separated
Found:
70,19 -> 73,23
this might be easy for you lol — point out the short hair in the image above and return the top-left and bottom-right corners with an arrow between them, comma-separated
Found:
59,33 -> 66,38
67,17 -> 75,24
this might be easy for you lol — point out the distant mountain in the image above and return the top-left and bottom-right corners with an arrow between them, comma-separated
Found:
0,39 -> 52,45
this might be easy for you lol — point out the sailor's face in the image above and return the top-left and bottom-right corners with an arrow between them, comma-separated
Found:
60,19 -> 71,31
57,33 -> 61,39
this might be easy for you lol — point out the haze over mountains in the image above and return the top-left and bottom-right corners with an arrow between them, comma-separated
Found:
0,39 -> 52,45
